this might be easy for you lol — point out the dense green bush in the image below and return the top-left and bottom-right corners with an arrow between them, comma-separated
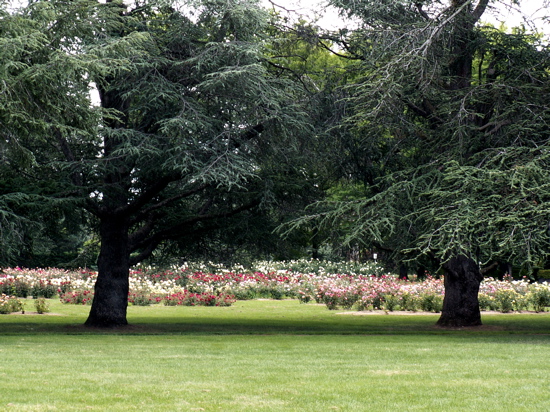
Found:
0,294 -> 25,314
34,297 -> 50,314
528,285 -> 550,312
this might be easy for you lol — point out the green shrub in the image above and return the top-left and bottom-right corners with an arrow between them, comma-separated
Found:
60,290 -> 94,305
382,294 -> 400,312
161,292 -> 236,307
270,284 -> 286,300
0,279 -> 30,298
321,293 -> 339,310
478,293 -> 496,311
494,289 -> 518,313
401,292 -> 421,312
420,293 -> 443,313
297,283 -> 315,303
232,287 -> 257,300
340,289 -> 359,310
513,293 -> 529,312
355,296 -> 373,311
128,292 -> 153,306
34,297 -> 50,314
528,284 -> 550,312
31,281 -> 57,299
0,294 -> 25,314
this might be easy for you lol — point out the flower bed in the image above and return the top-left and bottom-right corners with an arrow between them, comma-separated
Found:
1,260 -> 549,312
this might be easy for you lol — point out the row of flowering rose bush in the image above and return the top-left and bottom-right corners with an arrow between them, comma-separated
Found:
0,294 -> 50,314
57,289 -> 236,307
309,275 -> 550,313
307,275 -> 446,312
1,260 -> 549,312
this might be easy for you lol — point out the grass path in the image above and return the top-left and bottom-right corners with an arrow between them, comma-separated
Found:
0,300 -> 548,411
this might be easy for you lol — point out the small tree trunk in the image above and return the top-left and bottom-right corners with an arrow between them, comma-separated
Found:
437,255 -> 483,327
416,266 -> 427,281
399,264 -> 409,280
85,215 -> 130,328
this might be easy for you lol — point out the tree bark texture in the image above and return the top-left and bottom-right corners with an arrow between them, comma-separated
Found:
85,216 -> 130,327
437,255 -> 483,327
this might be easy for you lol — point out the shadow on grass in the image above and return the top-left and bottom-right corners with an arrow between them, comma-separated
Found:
1,300 -> 549,337
2,312 -> 549,339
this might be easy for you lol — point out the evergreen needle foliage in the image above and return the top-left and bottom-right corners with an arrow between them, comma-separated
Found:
286,0 -> 550,269
0,0 -> 314,326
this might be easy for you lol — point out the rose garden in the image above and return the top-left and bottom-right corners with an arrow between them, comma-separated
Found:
2,260 -> 549,315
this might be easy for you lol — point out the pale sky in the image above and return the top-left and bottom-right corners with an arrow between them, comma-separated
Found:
264,0 -> 549,34
7,0 -> 549,32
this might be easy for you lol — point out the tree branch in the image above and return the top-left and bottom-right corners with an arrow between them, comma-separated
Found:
471,0 -> 490,24
316,39 -> 363,61
480,260 -> 499,275
53,127 -> 84,187
265,59 -> 320,93
129,183 -> 208,225
415,3 -> 431,21
128,198 -> 261,265
108,175 -> 176,217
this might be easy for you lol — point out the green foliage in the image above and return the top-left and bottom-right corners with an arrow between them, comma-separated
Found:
31,280 -> 57,299
478,293 -> 495,311
382,293 -> 400,311
285,0 -> 550,269
160,291 -> 236,306
494,289 -> 520,313
401,292 -> 421,312
0,0 -> 315,274
59,290 -> 94,305
34,297 -> 50,314
528,284 -> 550,312
419,293 -> 443,313
0,277 -> 30,298
128,292 -> 155,306
0,294 -> 24,314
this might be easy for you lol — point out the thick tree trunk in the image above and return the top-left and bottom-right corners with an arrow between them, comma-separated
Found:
437,255 -> 483,327
85,215 -> 130,327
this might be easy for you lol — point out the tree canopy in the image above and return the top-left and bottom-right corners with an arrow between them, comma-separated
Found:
1,0 -> 549,327
0,0 -> 314,325
286,0 -> 550,268
279,0 -> 550,325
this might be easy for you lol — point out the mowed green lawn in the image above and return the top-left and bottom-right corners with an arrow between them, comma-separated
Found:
0,300 -> 548,411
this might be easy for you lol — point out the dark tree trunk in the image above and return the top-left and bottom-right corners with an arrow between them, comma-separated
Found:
399,264 -> 409,280
416,265 -> 427,281
85,215 -> 130,327
437,255 -> 483,327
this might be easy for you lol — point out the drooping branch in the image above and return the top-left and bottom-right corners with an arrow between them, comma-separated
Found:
480,260 -> 499,275
265,0 -> 300,13
265,59 -> 321,93
128,198 -> 261,265
129,183 -> 209,226
316,38 -> 364,61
